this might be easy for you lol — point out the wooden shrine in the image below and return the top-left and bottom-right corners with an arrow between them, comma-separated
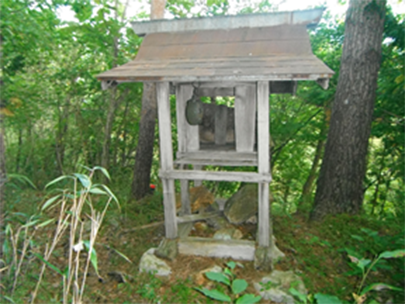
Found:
98,9 -> 334,270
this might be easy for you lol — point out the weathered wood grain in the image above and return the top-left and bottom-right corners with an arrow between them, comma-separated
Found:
177,211 -> 222,223
157,82 -> 177,239
257,81 -> 270,247
159,169 -> 272,183
235,85 -> 256,152
178,237 -> 255,260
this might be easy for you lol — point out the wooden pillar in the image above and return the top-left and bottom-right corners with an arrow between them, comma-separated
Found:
257,81 -> 270,248
193,165 -> 203,187
157,82 -> 177,239
176,84 -> 196,215
235,85 -> 256,152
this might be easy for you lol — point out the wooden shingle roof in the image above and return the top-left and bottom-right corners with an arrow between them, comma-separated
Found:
97,9 -> 334,85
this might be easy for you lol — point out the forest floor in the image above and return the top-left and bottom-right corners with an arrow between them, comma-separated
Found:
3,190 -> 404,304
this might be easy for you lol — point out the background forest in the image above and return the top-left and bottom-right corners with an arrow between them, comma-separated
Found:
1,0 -> 404,303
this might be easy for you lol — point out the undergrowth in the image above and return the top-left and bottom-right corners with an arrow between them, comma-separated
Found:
1,176 -> 404,304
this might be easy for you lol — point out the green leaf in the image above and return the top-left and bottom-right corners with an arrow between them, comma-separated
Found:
224,267 -> 233,277
2,295 -> 16,303
37,219 -> 55,228
99,184 -> 120,209
289,287 -> 307,303
45,175 -> 72,189
205,271 -> 230,286
314,293 -> 343,304
236,294 -> 261,304
102,244 -> 132,264
357,259 -> 371,271
89,187 -> 107,195
378,249 -> 405,259
226,261 -> 236,270
7,173 -> 37,189
361,283 -> 403,295
92,166 -> 111,180
74,173 -> 91,188
33,253 -> 64,276
350,234 -> 364,241
232,279 -> 248,295
195,287 -> 231,302
83,240 -> 99,276
42,195 -> 61,210
22,219 -> 40,228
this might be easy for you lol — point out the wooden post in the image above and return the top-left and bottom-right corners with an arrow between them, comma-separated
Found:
235,85 -> 256,152
257,81 -> 270,248
157,82 -> 178,239
180,164 -> 191,215
193,165 -> 203,187
175,84 -> 195,215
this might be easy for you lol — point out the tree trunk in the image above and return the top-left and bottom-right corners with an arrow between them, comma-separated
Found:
298,121 -> 327,212
310,0 -> 386,221
130,0 -> 166,200
101,87 -> 118,171
55,98 -> 70,175
130,83 -> 157,199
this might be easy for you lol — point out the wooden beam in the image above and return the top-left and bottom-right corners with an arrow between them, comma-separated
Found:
157,82 -> 178,239
177,211 -> 221,223
257,81 -> 270,248
159,169 -> 272,183
196,87 -> 235,97
178,237 -> 255,260
177,151 -> 257,160
174,158 -> 257,167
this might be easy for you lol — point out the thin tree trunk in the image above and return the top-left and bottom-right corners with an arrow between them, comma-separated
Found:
130,0 -> 166,200
101,87 -> 118,171
130,83 -> 157,199
15,128 -> 22,172
119,98 -> 131,168
298,123 -> 326,212
55,98 -> 70,175
310,0 -> 386,221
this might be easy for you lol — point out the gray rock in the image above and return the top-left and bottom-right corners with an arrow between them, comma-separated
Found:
254,270 -> 307,303
139,248 -> 171,276
213,228 -> 243,240
206,215 -> 229,230
224,184 -> 258,224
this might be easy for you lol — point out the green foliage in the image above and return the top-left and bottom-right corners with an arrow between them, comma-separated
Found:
195,262 -> 261,303
349,248 -> 405,300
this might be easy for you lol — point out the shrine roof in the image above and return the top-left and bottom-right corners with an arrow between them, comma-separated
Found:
97,9 -> 334,86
